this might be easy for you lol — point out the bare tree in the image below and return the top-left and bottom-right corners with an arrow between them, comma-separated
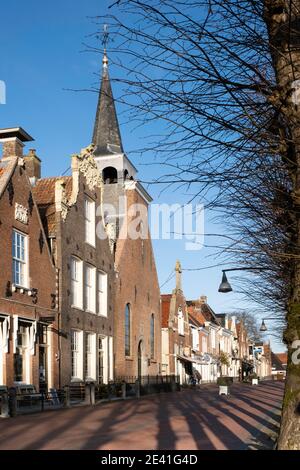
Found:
231,310 -> 262,341
88,0 -> 300,448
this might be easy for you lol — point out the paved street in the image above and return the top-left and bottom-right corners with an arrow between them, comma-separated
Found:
0,381 -> 284,450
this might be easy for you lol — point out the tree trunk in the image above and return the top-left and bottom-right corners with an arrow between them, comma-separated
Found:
264,0 -> 300,449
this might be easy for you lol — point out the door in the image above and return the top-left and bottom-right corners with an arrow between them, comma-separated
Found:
138,340 -> 143,381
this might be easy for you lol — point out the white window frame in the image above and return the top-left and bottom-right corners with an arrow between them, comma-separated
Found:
12,230 -> 29,288
192,327 -> 199,351
71,329 -> 83,381
178,309 -> 184,336
98,271 -> 108,317
84,197 -> 96,247
85,264 -> 96,313
71,257 -> 83,309
211,329 -> 216,349
85,332 -> 96,381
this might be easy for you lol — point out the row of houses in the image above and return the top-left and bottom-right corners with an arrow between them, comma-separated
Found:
161,262 -> 272,384
0,52 -> 272,392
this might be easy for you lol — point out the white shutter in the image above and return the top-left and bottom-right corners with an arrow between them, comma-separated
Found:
29,320 -> 37,355
13,315 -> 18,353
3,316 -> 10,353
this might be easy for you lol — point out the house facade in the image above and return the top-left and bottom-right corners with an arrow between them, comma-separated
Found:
33,147 -> 115,387
187,296 -> 221,382
161,261 -> 193,384
0,128 -> 58,391
91,52 -> 161,379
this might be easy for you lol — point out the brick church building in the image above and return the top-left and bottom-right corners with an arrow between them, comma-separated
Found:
91,52 -> 161,378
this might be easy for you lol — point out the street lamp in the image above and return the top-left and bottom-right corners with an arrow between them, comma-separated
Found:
218,271 -> 232,293
259,317 -> 278,332
218,267 -> 268,293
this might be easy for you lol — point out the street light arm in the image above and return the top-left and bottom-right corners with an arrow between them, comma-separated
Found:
222,267 -> 270,273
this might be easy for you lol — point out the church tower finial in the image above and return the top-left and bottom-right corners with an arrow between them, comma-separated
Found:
92,24 -> 123,156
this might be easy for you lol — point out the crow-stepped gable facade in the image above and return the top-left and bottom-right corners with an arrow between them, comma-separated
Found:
33,146 -> 115,387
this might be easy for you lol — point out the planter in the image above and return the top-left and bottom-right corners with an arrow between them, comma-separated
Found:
219,385 -> 230,396
252,378 -> 258,385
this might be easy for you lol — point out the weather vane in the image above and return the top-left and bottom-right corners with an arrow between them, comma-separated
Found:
102,24 -> 110,52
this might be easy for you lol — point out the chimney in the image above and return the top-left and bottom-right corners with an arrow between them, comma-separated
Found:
24,148 -> 41,183
199,295 -> 207,304
175,260 -> 182,291
0,127 -> 34,159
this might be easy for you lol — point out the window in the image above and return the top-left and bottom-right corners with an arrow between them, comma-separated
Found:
85,333 -> 96,380
211,329 -> 216,349
192,328 -> 199,351
98,337 -> 104,384
12,230 -> 28,287
71,257 -> 83,309
150,314 -> 155,358
125,304 -> 131,357
202,336 -> 207,353
85,265 -> 96,313
84,197 -> 95,246
71,330 -> 82,379
14,323 -> 29,382
178,308 -> 184,336
98,271 -> 108,316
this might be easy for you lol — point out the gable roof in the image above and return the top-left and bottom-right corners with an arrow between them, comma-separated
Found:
275,353 -> 287,366
0,157 -> 18,198
186,298 -> 219,325
32,176 -> 72,236
33,176 -> 72,205
188,310 -> 203,328
271,351 -> 287,371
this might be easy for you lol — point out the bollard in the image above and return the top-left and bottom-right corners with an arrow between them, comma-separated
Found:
85,383 -> 91,405
135,379 -> 140,398
90,383 -> 95,405
122,382 -> 126,400
8,388 -> 17,417
63,386 -> 70,408
0,393 -> 9,418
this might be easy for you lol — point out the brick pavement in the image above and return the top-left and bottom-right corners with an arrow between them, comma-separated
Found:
0,381 -> 284,450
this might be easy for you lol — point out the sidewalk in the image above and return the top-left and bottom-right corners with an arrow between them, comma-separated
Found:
0,381 -> 284,450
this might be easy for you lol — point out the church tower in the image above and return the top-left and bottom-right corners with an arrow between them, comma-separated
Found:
92,52 -> 161,378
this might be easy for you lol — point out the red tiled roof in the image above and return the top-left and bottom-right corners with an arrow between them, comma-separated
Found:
32,176 -> 72,236
188,310 -> 203,328
275,353 -> 287,365
161,294 -> 172,328
0,167 -> 4,177
33,176 -> 72,205
187,305 -> 206,326
186,299 -> 218,324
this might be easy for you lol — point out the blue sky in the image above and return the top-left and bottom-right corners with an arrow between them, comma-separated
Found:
0,0 -> 284,352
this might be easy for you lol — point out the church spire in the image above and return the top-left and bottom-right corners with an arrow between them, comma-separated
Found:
92,51 -> 124,156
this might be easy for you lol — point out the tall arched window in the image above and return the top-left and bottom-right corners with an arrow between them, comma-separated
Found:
125,303 -> 131,356
150,314 -> 155,358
